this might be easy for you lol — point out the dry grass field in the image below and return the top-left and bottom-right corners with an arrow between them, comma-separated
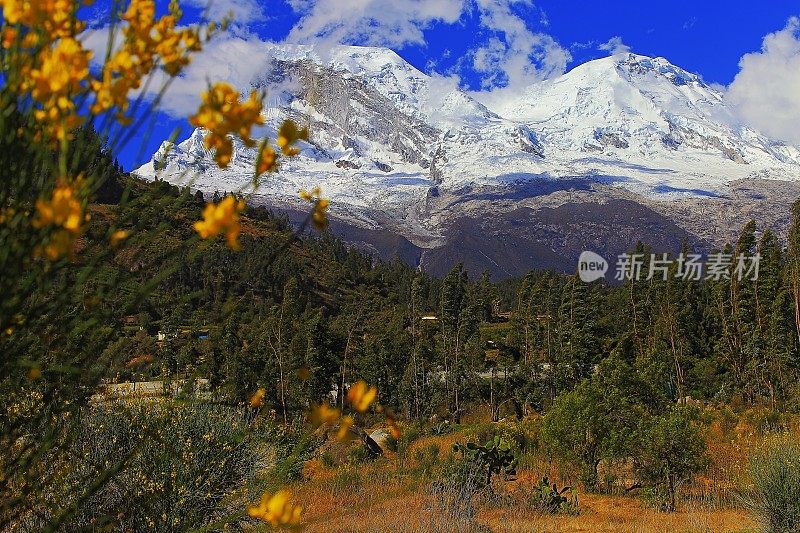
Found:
275,411 -> 786,533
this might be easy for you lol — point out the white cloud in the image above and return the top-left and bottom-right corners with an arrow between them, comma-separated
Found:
81,27 -> 275,117
81,24 -> 122,62
80,0 -> 572,118
184,0 -> 265,24
469,0 -> 570,90
285,0 -> 464,50
726,17 -> 800,145
286,0 -> 569,90
598,36 -> 630,56
152,35 -> 276,116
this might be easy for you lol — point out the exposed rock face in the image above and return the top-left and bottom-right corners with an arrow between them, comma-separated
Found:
368,429 -> 396,455
136,46 -> 800,278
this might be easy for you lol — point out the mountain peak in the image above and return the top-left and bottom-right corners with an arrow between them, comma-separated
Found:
137,43 -> 800,233
615,53 -> 704,86
569,53 -> 704,89
265,43 -> 418,77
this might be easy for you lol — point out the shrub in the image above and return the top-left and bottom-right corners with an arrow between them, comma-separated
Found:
39,400 -> 264,531
321,451 -> 336,468
525,476 -> 579,515
412,443 -> 441,479
430,459 -> 485,520
451,435 -> 518,490
740,408 -> 788,436
347,443 -> 372,464
433,435 -> 517,513
541,380 -> 633,488
741,436 -> 800,532
633,408 -> 709,512
432,420 -> 456,435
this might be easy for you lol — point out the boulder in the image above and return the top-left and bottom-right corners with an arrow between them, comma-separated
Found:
368,429 -> 396,455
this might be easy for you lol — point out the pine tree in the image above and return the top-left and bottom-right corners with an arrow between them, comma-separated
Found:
439,263 -> 471,422
407,274 -> 426,419
756,230 -> 786,405
732,221 -> 759,402
788,199 -> 800,346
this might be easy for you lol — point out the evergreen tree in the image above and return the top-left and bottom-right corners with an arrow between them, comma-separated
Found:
788,199 -> 800,346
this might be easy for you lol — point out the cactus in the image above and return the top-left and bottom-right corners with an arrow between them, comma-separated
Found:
531,476 -> 578,514
452,435 -> 518,488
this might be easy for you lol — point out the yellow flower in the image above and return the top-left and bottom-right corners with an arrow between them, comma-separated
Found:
347,380 -> 377,413
0,207 -> 15,225
256,141 -> 278,176
91,0 -> 204,122
189,83 -> 264,169
307,403 -> 340,428
249,388 -> 265,408
110,229 -> 130,248
299,187 -> 329,230
28,37 -> 92,140
33,181 -> 87,234
277,120 -> 309,157
0,0 -> 86,42
27,367 -> 41,380
386,412 -> 402,439
35,229 -> 76,260
247,490 -> 302,528
337,415 -> 355,441
193,195 -> 245,250
2,27 -> 16,49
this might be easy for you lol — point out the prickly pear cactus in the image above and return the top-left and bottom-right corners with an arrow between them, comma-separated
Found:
453,435 -> 518,487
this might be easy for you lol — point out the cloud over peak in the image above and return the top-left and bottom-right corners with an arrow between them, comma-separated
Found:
726,17 -> 800,145
285,0 -> 464,49
599,36 -> 631,56
285,0 -> 570,91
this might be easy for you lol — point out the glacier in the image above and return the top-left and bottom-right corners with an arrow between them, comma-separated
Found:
134,45 -> 800,276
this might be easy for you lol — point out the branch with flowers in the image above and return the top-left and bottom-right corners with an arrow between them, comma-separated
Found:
0,0 -> 332,529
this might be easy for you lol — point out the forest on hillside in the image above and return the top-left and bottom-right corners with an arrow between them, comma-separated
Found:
4,2 -> 800,529
6,146 -> 800,528
70,169 -> 800,421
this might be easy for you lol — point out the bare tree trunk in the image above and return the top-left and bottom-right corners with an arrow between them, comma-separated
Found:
268,305 -> 288,425
410,305 -> 420,420
339,310 -> 362,410
793,273 -> 800,346
667,308 -> 685,404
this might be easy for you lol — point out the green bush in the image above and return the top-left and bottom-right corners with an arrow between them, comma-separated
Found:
347,442 -> 372,464
526,476 -> 579,515
740,408 -> 788,435
412,443 -> 441,479
633,408 -> 708,512
741,436 -> 800,532
34,400 -> 264,531
430,436 -> 518,525
321,450 -> 336,468
451,435 -> 518,490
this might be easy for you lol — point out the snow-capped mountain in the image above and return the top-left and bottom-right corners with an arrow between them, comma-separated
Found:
135,46 -> 800,277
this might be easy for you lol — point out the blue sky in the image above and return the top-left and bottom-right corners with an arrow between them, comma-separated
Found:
87,0 -> 800,170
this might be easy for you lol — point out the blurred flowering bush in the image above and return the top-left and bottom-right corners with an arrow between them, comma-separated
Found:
0,0 -> 328,528
19,400 -> 264,531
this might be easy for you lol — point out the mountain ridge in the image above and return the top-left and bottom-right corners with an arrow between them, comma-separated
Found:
135,45 -> 800,277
